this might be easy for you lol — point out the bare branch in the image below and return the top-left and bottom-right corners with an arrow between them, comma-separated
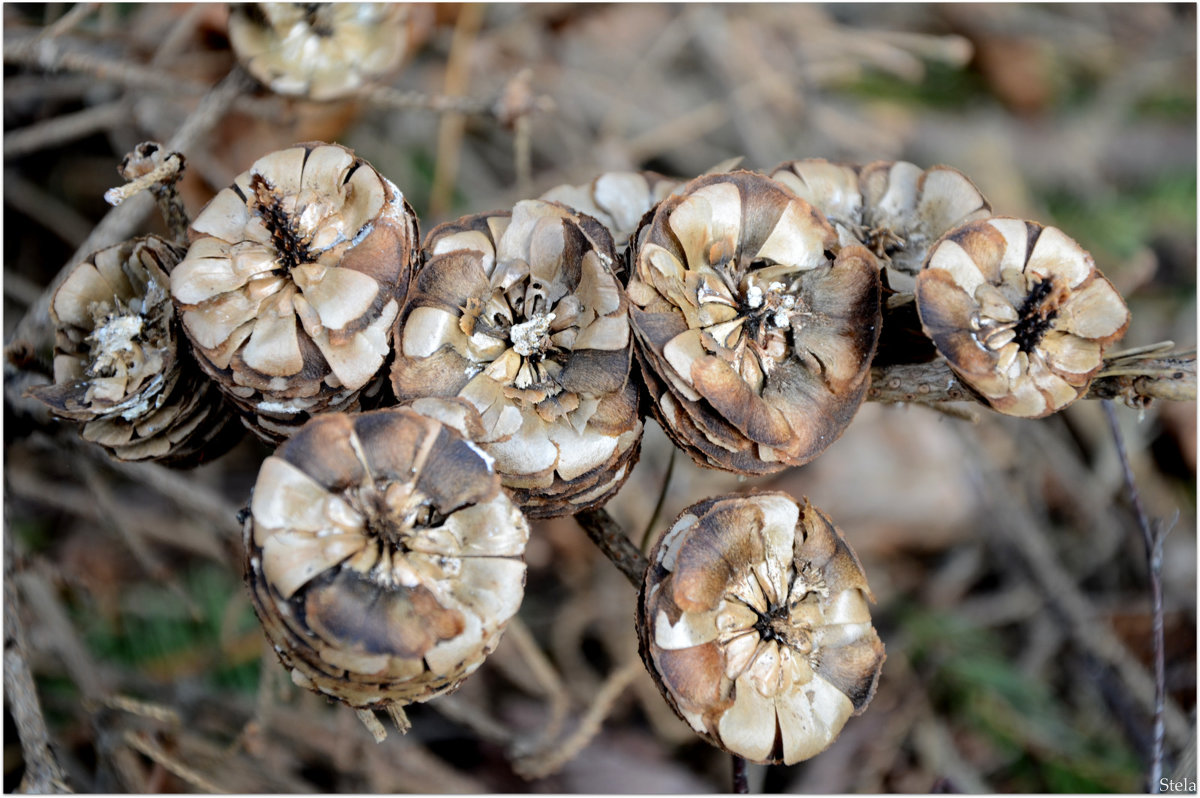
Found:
869,347 -> 1196,409
573,508 -> 650,589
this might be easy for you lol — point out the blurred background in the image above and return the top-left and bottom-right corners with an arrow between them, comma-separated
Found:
4,3 -> 1196,792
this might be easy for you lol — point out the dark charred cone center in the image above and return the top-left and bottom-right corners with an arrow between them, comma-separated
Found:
736,273 -> 805,343
752,602 -> 814,655
357,483 -> 446,554
250,173 -> 314,274
1013,278 -> 1060,353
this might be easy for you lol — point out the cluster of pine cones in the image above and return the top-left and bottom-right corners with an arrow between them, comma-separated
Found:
31,139 -> 1132,763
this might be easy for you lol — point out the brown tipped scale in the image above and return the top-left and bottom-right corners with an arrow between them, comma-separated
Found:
626,170 -> 881,475
228,3 -> 413,101
390,200 -> 643,518
770,159 -> 991,289
29,236 -> 242,466
245,407 -> 530,725
171,142 -> 418,443
915,217 -> 1131,418
539,170 -> 681,250
637,492 -> 885,765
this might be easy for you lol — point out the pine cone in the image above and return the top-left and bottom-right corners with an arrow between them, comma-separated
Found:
916,217 -> 1131,417
770,159 -> 991,290
539,170 -> 680,250
638,492 -> 885,765
626,171 -> 881,475
228,3 -> 415,101
245,407 -> 530,724
171,142 -> 419,443
29,236 -> 242,466
391,200 -> 643,518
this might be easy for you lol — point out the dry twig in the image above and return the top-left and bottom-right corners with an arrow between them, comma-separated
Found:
4,537 -> 73,794
512,658 -> 641,779
573,508 -> 649,589
1102,399 -> 1171,792
967,439 -> 1191,751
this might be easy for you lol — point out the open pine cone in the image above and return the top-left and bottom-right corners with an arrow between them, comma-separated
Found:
171,142 -> 418,443
391,200 -> 643,518
626,171 -> 881,475
638,492 -> 885,765
245,407 -> 530,734
29,236 -> 242,466
769,159 -> 991,291
916,217 -> 1131,417
228,3 -> 415,101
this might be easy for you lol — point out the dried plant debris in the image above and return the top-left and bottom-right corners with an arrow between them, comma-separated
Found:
916,217 -> 1131,417
638,492 -> 885,765
626,171 -> 881,475
228,3 -> 414,101
245,408 -> 530,730
770,159 -> 992,290
539,170 -> 681,251
171,141 -> 419,443
29,236 -> 242,466
391,200 -> 643,518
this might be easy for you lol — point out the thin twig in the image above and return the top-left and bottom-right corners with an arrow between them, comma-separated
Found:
13,568 -> 110,702
732,756 -> 749,794
3,100 -> 129,160
354,84 -> 495,116
1102,399 -> 1168,793
574,508 -> 650,589
514,113 -> 533,199
3,33 -> 214,95
502,617 -> 573,758
37,3 -> 98,41
78,458 -> 203,620
121,730 -> 227,794
429,2 -> 485,218
147,4 -> 207,68
967,443 -> 1191,750
4,536 -> 73,794
104,457 -> 245,548
641,446 -> 677,554
512,658 -> 641,779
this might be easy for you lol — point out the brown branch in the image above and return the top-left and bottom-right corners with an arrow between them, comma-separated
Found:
573,508 -> 650,589
869,347 -> 1196,409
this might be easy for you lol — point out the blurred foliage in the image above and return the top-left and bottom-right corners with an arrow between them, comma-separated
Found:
840,61 -> 992,111
77,564 -> 260,694
1041,172 -> 1197,272
903,606 -> 1143,793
